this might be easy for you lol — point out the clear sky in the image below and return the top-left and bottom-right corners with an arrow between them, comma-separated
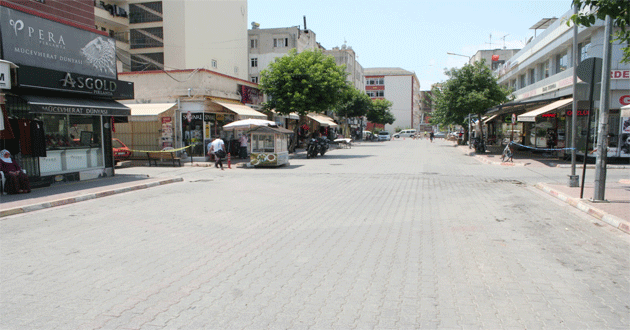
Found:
248,0 -> 573,90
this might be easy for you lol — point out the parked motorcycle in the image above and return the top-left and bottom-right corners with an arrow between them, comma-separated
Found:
306,137 -> 329,158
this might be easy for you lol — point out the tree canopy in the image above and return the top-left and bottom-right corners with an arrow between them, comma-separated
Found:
366,99 -> 395,126
569,0 -> 630,63
259,49 -> 350,116
334,87 -> 372,119
430,60 -> 512,128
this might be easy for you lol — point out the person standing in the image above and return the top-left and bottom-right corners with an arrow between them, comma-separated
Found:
239,134 -> 248,159
0,149 -> 31,194
429,131 -> 434,143
208,138 -> 226,170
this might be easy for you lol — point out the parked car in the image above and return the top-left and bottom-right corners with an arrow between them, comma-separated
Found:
434,132 -> 446,139
112,138 -> 132,164
378,131 -> 391,141
393,129 -> 416,138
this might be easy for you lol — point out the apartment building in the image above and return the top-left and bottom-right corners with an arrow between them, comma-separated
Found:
95,0 -> 249,81
323,44 -> 365,91
247,24 -> 320,84
364,68 -> 421,132
488,8 -> 629,159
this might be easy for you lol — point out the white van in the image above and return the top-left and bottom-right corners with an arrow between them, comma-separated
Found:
393,129 -> 416,138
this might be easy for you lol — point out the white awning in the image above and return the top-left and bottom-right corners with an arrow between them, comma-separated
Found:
126,103 -> 177,116
483,114 -> 499,124
213,101 -> 267,119
272,110 -> 299,120
517,98 -> 573,122
621,104 -> 630,118
307,113 -> 338,127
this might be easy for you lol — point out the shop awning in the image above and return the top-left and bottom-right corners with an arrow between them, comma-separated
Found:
272,110 -> 299,120
517,98 -> 573,122
126,103 -> 177,116
483,114 -> 499,124
307,113 -> 338,127
21,95 -> 130,117
213,101 -> 267,119
621,104 -> 630,118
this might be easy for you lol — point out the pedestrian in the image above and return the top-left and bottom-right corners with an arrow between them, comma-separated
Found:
208,138 -> 226,170
429,131 -> 434,143
239,134 -> 248,159
0,149 -> 31,194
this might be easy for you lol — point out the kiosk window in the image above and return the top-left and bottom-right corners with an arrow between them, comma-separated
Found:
43,114 -> 102,149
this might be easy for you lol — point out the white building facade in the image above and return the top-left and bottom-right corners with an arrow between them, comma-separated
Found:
489,8 -> 629,159
364,68 -> 421,133
95,0 -> 249,81
247,25 -> 320,84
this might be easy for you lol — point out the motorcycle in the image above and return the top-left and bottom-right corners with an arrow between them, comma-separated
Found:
306,137 -> 329,158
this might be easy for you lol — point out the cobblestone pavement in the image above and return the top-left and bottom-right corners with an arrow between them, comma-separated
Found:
1,139 -> 629,329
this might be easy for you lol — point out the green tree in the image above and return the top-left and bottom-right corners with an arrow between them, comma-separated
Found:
430,60 -> 512,144
569,0 -> 630,63
259,49 -> 349,116
334,87 -> 372,137
366,98 -> 395,127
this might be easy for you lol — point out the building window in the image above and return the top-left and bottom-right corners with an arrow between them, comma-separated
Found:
130,27 -> 164,49
273,38 -> 289,47
366,91 -> 375,97
251,76 -> 258,84
529,68 -> 536,85
366,78 -> 384,85
578,39 -> 591,62
129,2 -> 163,24
519,74 -> 526,88
375,90 -> 384,97
250,39 -> 258,49
212,60 -> 217,69
555,51 -> 568,74
251,58 -> 258,68
538,61 -> 549,80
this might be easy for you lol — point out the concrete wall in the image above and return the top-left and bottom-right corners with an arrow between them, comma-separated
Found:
385,75 -> 413,132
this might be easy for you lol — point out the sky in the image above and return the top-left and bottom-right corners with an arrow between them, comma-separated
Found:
248,0 -> 573,90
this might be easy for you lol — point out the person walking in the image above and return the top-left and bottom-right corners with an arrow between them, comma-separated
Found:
208,138 -> 226,170
429,131 -> 434,143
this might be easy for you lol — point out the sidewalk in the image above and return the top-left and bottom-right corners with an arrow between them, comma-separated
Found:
0,174 -> 183,218
454,142 -> 630,234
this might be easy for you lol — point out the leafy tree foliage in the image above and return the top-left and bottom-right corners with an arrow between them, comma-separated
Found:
335,87 -> 372,119
366,99 -> 395,126
430,60 -> 512,141
259,49 -> 350,116
569,0 -> 630,63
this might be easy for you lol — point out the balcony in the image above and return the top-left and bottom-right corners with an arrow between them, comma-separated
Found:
94,1 -> 128,29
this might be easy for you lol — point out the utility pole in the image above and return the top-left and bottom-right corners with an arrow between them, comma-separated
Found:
593,15 -> 613,201
569,4 -> 579,187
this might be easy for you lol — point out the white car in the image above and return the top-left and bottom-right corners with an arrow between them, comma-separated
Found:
393,129 -> 416,138
377,131 -> 391,141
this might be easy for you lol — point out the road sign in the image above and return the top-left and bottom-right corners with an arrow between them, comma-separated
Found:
576,57 -> 603,83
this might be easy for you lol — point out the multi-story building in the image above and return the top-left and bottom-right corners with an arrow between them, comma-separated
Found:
487,8 -> 629,159
323,44 -> 364,91
247,24 -> 320,84
364,68 -> 420,133
95,0 -> 249,81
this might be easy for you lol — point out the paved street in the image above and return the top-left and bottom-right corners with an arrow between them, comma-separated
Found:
1,139 -> 629,329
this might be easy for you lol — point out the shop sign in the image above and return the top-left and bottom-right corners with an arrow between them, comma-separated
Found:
182,112 -> 205,122
16,65 -> 134,99
611,70 -> 629,79
31,104 -> 128,116
0,6 -> 117,79
0,62 -> 10,89
620,95 -> 630,106
566,110 -> 590,116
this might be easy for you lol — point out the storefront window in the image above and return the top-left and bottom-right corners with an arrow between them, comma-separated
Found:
43,114 -> 102,150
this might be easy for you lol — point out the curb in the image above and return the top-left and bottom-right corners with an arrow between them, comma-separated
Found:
534,182 -> 630,234
0,178 -> 184,218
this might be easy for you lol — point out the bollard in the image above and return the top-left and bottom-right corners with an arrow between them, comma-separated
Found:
227,153 -> 232,169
